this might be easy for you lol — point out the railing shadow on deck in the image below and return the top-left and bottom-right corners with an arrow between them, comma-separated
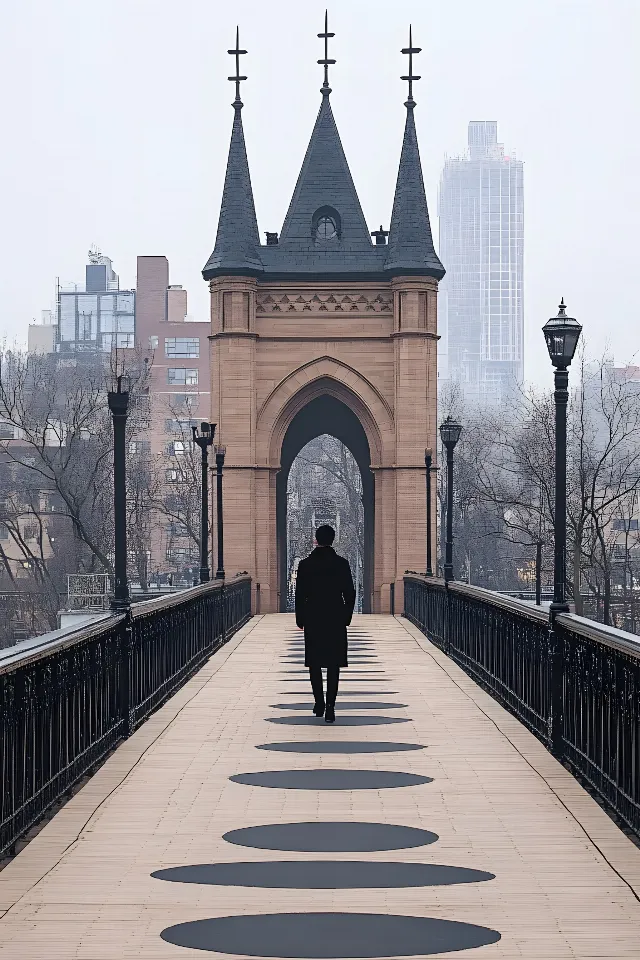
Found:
404,574 -> 640,838
0,576 -> 251,858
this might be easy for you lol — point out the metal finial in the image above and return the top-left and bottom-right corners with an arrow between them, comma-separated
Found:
401,24 -> 421,106
228,26 -> 248,107
558,298 -> 566,314
317,10 -> 336,96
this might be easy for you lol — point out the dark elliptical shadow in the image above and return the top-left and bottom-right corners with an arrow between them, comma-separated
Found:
278,677 -> 390,682
153,861 -> 495,889
256,741 -> 424,754
270,702 -> 407,711
280,670 -> 385,674
222,821 -> 437,852
266,715 -> 408,727
160,912 -> 501,957
276,690 -> 400,697
229,770 -> 432,790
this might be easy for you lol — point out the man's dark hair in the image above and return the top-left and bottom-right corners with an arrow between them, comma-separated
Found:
315,525 -> 335,546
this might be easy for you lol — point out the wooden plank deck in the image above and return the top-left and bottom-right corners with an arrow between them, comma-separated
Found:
1,613 -> 639,959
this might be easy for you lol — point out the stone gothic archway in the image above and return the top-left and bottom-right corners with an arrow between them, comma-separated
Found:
275,392 -> 375,613
207,277 -> 439,615
203,35 -> 443,614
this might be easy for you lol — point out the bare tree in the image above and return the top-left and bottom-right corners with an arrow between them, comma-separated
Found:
0,348 -> 152,621
287,435 -> 364,610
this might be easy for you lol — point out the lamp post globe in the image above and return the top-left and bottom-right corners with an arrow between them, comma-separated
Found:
542,299 -> 582,369
543,299 -> 582,616
439,417 -> 462,585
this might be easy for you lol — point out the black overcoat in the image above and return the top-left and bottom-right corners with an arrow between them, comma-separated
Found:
294,547 -> 356,667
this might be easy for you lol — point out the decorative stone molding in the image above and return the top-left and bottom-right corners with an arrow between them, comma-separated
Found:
256,291 -> 393,315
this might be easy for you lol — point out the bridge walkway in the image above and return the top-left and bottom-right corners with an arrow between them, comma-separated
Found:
1,614 -> 639,958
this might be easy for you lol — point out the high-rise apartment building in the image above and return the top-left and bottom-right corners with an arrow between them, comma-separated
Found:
438,122 -> 524,406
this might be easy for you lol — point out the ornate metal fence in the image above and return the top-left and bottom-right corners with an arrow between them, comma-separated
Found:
404,574 -> 640,836
0,576 -> 251,857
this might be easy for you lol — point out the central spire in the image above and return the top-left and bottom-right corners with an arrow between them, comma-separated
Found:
317,10 -> 336,96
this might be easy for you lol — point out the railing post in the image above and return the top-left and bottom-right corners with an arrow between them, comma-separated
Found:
120,614 -> 133,739
444,584 -> 452,655
220,581 -> 227,645
548,615 -> 564,757
390,581 -> 395,616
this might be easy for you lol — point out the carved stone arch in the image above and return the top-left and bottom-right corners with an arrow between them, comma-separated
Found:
257,357 -> 394,469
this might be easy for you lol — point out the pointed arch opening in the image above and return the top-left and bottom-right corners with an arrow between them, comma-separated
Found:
276,394 -> 374,613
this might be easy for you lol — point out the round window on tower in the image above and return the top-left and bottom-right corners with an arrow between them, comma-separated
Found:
316,216 -> 337,241
312,206 -> 341,242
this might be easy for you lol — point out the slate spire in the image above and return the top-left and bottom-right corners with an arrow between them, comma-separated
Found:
278,13 -> 372,250
202,30 -> 262,280
385,29 -> 444,279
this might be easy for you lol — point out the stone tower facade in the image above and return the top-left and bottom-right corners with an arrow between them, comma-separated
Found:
203,45 -> 444,614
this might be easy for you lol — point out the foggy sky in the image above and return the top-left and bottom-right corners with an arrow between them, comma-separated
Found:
1,0 -> 638,386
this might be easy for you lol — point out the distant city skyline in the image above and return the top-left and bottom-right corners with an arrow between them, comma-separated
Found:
1,1 -> 638,385
439,121 -> 524,406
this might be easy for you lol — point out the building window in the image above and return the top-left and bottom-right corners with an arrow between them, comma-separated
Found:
165,468 -> 187,482
312,205 -> 341,242
0,523 -> 8,540
168,521 -> 189,537
165,338 -> 199,359
167,440 -> 189,456
167,368 -> 199,385
149,336 -> 159,349
613,519 -> 639,531
166,545 -> 195,562
316,216 -> 337,240
0,421 -> 15,439
129,440 -> 151,455
173,394 -> 199,413
165,419 -> 199,435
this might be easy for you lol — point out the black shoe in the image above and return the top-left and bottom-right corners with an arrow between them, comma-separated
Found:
325,704 -> 335,723
313,701 -> 325,717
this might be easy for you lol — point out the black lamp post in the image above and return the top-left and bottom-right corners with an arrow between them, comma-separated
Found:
107,374 -> 131,611
192,422 -> 216,584
425,447 -> 434,576
215,445 -> 226,580
439,417 -> 463,584
542,299 -> 582,615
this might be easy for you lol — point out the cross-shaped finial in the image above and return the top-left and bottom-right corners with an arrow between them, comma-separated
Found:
401,25 -> 421,105
228,26 -> 247,106
317,10 -> 336,96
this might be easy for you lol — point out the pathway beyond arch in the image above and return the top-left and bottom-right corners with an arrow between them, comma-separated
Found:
1,615 -> 639,958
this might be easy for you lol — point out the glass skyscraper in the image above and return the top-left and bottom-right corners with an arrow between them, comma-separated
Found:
438,122 -> 524,406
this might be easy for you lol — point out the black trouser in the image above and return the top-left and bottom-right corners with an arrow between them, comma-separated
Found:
309,665 -> 340,708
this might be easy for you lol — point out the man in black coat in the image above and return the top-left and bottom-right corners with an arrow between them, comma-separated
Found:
295,524 -> 356,723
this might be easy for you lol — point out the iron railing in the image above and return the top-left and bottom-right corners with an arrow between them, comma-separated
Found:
404,574 -> 640,836
0,576 -> 251,857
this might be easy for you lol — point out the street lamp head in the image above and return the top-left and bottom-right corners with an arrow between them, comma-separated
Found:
106,373 -> 131,396
439,417 -> 463,449
425,446 -> 432,461
106,373 -> 131,415
542,299 -> 582,369
192,421 -> 216,448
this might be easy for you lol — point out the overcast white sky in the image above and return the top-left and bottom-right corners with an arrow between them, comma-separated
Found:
1,0 -> 637,385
